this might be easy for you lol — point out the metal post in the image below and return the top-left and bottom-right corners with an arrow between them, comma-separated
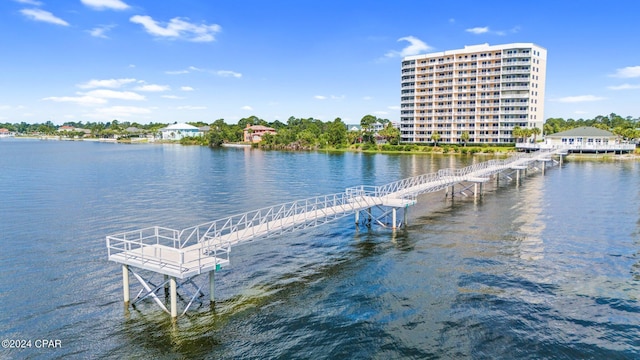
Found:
516,169 -> 520,183
209,270 -> 215,304
355,210 -> 359,225
122,265 -> 130,304
170,277 -> 177,318
392,208 -> 397,229
474,183 -> 478,199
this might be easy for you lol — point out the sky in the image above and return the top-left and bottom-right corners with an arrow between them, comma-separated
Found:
1,0 -> 640,126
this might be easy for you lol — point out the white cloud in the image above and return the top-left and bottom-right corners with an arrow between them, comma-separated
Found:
134,84 -> 170,92
373,111 -> 389,116
88,25 -> 115,38
0,105 -> 12,110
81,0 -> 129,10
607,83 -> 640,90
177,106 -> 206,110
216,70 -> 242,78
14,0 -> 43,5
315,95 -> 344,101
466,27 -> 490,34
362,96 -> 373,101
167,66 -> 242,78
161,95 -> 184,99
388,105 -> 400,110
574,110 -> 589,115
610,66 -> 640,78
20,8 -> 69,26
180,86 -> 194,91
130,15 -> 221,42
466,26 -> 519,36
83,89 -> 145,100
241,105 -> 253,110
77,78 -> 136,89
43,95 -> 107,105
166,69 -> 190,75
385,36 -> 432,58
91,106 -> 152,117
553,95 -> 606,103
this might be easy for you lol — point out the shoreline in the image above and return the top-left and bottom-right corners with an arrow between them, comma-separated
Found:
5,135 -> 639,160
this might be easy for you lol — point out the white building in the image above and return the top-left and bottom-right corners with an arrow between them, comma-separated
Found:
160,123 -> 202,140
401,43 -> 547,144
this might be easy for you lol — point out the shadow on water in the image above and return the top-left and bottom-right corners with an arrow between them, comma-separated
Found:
113,223 -> 409,358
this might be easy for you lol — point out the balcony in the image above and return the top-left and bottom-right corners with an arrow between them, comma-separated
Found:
502,69 -> 531,74
502,52 -> 531,58
501,93 -> 529,99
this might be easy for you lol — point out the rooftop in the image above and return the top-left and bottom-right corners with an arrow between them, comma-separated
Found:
547,127 -> 615,138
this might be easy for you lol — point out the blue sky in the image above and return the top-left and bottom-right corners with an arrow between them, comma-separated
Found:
1,0 -> 639,125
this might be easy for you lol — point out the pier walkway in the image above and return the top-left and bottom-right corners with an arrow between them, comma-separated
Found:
107,148 -> 565,317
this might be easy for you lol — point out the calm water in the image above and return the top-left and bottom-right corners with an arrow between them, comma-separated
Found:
0,139 -> 638,359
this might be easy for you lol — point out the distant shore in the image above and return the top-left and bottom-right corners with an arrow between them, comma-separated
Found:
6,135 -> 638,159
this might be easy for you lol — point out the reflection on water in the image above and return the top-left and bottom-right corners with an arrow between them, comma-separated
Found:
0,139 -> 638,359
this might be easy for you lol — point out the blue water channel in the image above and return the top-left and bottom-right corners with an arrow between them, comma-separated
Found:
0,138 -> 638,359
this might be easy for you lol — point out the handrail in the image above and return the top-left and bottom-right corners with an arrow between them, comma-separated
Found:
107,150 -> 562,277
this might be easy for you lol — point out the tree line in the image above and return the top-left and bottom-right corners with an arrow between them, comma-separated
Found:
2,112 -> 638,147
544,113 -> 639,140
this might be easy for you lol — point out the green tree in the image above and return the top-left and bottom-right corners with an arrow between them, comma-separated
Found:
460,131 -> 470,146
360,114 -> 377,144
431,131 -> 441,146
378,122 -> 400,145
531,127 -> 541,142
327,117 -> 347,148
512,126 -> 523,143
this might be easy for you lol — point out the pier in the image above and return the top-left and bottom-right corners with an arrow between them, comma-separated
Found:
106,149 -> 566,318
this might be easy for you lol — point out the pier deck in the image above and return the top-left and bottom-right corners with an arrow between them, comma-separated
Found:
107,149 -> 564,317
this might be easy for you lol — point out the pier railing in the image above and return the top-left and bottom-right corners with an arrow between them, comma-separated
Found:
177,191 -> 383,250
106,226 -> 227,276
345,151 -> 548,202
107,149 -> 562,279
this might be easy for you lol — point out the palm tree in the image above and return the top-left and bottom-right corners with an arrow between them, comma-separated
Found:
512,126 -> 522,143
460,131 -> 470,147
531,127 -> 541,142
431,131 -> 441,146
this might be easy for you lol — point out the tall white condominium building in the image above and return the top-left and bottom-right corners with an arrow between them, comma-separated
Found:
400,43 -> 547,144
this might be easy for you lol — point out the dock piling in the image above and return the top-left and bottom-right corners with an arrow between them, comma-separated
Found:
122,265 -> 130,304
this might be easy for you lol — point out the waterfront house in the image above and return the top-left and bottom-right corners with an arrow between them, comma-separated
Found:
0,128 -> 15,137
517,126 -> 635,153
58,125 -> 76,132
243,124 -> 277,143
160,123 -> 202,140
545,127 -> 620,150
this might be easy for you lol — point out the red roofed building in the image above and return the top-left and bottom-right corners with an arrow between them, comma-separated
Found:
243,124 -> 277,143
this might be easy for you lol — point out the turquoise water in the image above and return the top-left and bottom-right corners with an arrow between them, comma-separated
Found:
0,139 -> 638,359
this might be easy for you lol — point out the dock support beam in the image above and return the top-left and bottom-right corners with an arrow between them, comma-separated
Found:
170,277 -> 177,319
355,210 -> 359,225
122,265 -> 130,304
392,208 -> 397,229
209,270 -> 215,304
